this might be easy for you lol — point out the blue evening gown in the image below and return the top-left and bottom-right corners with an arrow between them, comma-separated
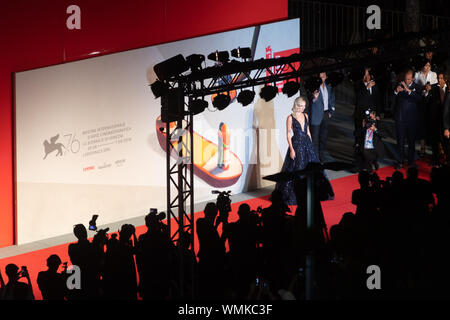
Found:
275,114 -> 333,205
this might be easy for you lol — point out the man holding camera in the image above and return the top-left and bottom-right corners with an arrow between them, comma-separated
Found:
353,68 -> 382,170
393,70 -> 422,169
354,68 -> 382,134
357,110 -> 385,172
1,264 -> 34,300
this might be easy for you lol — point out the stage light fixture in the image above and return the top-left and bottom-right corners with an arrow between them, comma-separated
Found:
231,47 -> 252,59
150,80 -> 169,98
207,50 -> 229,64
186,54 -> 205,71
303,76 -> 322,93
212,93 -> 231,110
282,81 -> 300,98
237,90 -> 255,106
188,99 -> 208,115
259,85 -> 278,102
153,54 -> 189,81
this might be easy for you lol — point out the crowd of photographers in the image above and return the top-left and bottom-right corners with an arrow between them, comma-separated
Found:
1,161 -> 450,300
351,48 -> 450,172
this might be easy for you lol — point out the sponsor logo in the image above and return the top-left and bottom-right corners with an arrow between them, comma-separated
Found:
98,163 -> 112,169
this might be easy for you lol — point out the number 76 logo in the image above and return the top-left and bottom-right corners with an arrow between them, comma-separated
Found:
43,133 -> 80,159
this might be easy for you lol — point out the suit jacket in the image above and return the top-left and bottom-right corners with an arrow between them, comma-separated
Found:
309,83 -> 335,126
444,92 -> 450,130
425,84 -> 449,122
393,82 -> 422,124
354,80 -> 381,120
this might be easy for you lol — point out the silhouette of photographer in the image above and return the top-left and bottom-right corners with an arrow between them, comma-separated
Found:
68,224 -> 102,299
1,264 -> 34,300
103,224 -> 138,300
196,202 -> 226,299
37,254 -> 67,300
136,211 -> 173,300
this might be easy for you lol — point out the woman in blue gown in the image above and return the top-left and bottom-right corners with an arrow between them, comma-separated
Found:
276,96 -> 333,205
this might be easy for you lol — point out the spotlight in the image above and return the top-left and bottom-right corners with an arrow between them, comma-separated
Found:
237,90 -> 255,106
161,88 -> 184,123
212,93 -> 231,110
188,99 -> 208,115
282,81 -> 300,98
186,54 -> 205,72
259,85 -> 278,102
231,47 -> 252,59
150,80 -> 169,98
207,51 -> 229,64
154,54 -> 189,81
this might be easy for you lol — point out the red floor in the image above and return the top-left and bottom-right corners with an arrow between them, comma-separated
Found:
0,160 -> 433,299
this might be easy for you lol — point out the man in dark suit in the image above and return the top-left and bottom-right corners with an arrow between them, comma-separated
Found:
354,68 -> 382,140
393,69 -> 422,169
310,72 -> 335,162
424,72 -> 448,166
443,83 -> 450,163
353,68 -> 382,170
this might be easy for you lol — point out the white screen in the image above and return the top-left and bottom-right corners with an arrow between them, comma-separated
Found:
15,18 -> 300,244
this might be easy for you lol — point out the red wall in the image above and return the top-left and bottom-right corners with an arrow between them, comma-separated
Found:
0,0 -> 287,247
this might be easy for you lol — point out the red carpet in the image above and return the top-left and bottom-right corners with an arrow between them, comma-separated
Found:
0,160 -> 433,299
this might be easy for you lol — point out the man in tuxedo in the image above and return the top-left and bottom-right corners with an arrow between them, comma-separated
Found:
354,68 -> 382,128
310,72 -> 335,163
424,72 -> 448,166
393,70 -> 422,169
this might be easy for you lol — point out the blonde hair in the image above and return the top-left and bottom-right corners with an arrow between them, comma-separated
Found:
292,96 -> 307,112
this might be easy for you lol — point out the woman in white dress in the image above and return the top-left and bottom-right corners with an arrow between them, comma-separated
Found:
414,60 -> 438,157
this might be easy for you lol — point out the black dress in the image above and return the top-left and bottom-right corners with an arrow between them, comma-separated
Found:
275,114 -> 332,205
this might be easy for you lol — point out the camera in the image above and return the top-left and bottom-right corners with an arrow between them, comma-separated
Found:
89,214 -> 99,231
212,190 -> 232,226
364,109 -> 376,129
212,190 -> 232,213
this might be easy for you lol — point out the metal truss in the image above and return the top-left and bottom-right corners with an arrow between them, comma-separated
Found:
163,98 -> 194,298
169,28 -> 449,98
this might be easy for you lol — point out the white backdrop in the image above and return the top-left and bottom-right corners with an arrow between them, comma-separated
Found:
15,18 -> 300,244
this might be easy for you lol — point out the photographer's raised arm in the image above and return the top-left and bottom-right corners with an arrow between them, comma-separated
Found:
0,269 -> 5,299
23,268 -> 35,300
